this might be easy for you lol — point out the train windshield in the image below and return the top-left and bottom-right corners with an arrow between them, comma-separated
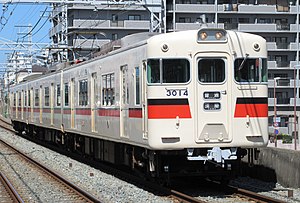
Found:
234,58 -> 268,83
198,58 -> 225,83
147,59 -> 190,84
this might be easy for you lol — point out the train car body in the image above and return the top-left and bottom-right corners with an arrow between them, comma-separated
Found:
9,28 -> 268,180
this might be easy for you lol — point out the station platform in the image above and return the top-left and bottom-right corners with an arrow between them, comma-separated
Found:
245,141 -> 300,188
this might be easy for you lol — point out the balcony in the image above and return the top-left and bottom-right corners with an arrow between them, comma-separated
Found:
175,4 -> 215,12
71,19 -> 149,30
238,23 -> 277,32
276,24 -> 290,31
175,23 -> 221,30
238,4 -> 276,13
224,23 -> 238,30
269,79 -> 291,87
277,61 -> 290,67
72,39 -> 110,49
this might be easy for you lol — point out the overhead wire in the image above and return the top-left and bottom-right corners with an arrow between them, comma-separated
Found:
21,6 -> 48,39
0,2 -> 19,32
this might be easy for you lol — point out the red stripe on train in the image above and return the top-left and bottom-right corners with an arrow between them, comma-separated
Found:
234,103 -> 268,118
148,105 -> 191,119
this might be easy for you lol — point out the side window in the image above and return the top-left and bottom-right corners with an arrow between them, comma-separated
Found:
44,87 -> 50,106
57,84 -> 61,106
147,59 -> 160,83
79,79 -> 88,106
13,93 -> 16,106
135,67 -> 140,105
198,59 -> 225,83
35,89 -> 39,107
18,92 -> 21,107
23,90 -> 26,107
12,93 -> 16,106
64,83 -> 69,107
102,73 -> 115,106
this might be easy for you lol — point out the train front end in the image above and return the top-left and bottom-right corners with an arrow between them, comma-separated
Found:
144,28 -> 268,177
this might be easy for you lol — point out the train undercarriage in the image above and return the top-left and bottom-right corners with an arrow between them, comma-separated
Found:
12,120 -> 247,183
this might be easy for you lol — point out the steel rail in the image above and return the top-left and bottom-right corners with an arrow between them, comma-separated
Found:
0,171 -> 24,203
0,130 -> 102,203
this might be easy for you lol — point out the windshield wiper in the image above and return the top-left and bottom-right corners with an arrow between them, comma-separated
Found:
238,53 -> 249,71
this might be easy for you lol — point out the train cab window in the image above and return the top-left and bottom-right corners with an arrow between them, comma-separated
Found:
147,59 -> 190,84
44,87 -> 50,106
79,79 -> 88,106
234,58 -> 266,82
198,59 -> 225,83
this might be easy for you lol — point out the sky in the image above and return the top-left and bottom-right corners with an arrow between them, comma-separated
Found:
0,3 -> 51,69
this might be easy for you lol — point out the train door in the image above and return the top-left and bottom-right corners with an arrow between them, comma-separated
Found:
120,65 -> 129,138
70,78 -> 75,128
50,83 -> 54,125
39,86 -> 43,123
142,61 -> 148,139
196,57 -> 230,143
91,73 -> 97,132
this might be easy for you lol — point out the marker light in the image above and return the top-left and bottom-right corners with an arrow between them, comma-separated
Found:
197,29 -> 227,42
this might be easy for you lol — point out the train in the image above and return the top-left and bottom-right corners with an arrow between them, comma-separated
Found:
7,28 -> 268,182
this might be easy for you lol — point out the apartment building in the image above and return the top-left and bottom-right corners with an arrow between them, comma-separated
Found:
49,0 -> 300,136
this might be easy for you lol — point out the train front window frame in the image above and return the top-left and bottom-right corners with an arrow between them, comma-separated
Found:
198,58 -> 226,84
234,58 -> 267,83
147,58 -> 190,84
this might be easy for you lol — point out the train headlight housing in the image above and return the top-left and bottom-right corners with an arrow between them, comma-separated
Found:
199,32 -> 208,40
197,29 -> 227,43
204,102 -> 221,110
215,32 -> 223,40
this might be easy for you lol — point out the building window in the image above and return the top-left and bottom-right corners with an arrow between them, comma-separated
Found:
128,15 -> 141,20
64,83 -> 69,107
44,87 -> 50,106
112,14 -> 118,21
102,73 -> 115,106
112,33 -> 118,40
79,79 -> 88,106
57,84 -> 61,106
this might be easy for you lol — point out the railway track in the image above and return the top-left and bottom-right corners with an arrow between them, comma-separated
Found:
0,171 -> 24,203
0,117 -> 289,203
0,119 -> 101,202
226,184 -> 287,203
